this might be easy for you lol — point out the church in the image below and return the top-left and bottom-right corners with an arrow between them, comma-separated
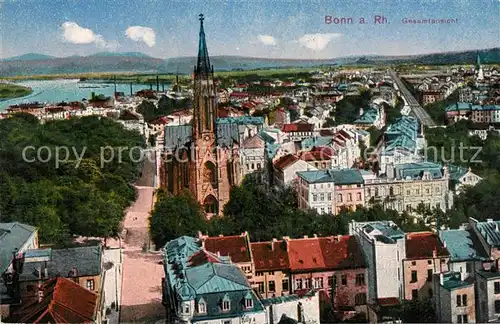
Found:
159,14 -> 264,217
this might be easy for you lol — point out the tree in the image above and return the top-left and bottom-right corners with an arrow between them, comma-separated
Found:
149,190 -> 208,248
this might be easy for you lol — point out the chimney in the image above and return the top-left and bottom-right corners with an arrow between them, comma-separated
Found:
337,234 -> 342,242
313,234 -> 318,238
439,273 -> 444,286
487,218 -> 493,223
219,234 -> 224,237
303,235 -> 308,239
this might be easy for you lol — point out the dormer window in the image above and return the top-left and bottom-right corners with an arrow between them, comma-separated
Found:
222,294 -> 231,312
244,291 -> 254,309
197,298 -> 207,314
182,302 -> 190,314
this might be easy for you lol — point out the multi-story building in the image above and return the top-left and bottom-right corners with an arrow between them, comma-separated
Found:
363,162 -> 451,213
421,89 -> 444,106
162,235 -> 320,324
459,87 -> 474,103
379,116 -> 422,173
273,154 -> 317,189
349,221 -> 406,303
433,271 -> 476,323
240,134 -> 266,182
403,232 -> 449,301
285,235 -> 368,320
470,218 -> 500,261
296,168 -> 364,215
439,227 -> 490,279
282,123 -> 315,142
476,266 -> 500,323
448,165 -> 482,193
250,239 -> 290,299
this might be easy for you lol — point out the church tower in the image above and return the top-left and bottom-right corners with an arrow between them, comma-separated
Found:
190,14 -> 220,216
475,54 -> 484,81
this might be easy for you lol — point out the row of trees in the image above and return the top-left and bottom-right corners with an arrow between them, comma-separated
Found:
136,95 -> 190,122
0,113 -> 145,245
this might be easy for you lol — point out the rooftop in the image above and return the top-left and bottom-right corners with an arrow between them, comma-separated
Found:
11,277 -> 97,323
273,154 -> 299,172
475,219 -> 500,248
201,233 -> 252,264
439,229 -> 489,262
251,240 -> 289,271
405,232 -> 449,259
0,222 -> 37,273
362,221 -> 405,242
440,271 -> 474,291
296,168 -> 364,185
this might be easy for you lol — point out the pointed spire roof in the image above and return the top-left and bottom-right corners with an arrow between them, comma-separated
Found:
196,14 -> 211,76
476,54 -> 481,69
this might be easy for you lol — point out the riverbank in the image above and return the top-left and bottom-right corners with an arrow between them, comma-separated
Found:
0,83 -> 33,99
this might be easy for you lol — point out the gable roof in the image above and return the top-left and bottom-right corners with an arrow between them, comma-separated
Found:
12,277 -> 97,323
282,123 -> 313,132
0,222 -> 37,273
475,219 -> 500,248
202,234 -> 252,264
405,232 -> 449,259
439,229 -> 489,262
273,154 -> 299,172
251,241 -> 289,271
241,134 -> 265,149
185,262 -> 250,294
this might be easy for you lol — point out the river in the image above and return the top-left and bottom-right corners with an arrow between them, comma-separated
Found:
0,80 -> 159,111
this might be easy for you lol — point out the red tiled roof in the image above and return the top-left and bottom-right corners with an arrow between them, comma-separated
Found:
251,241 -> 289,271
242,135 -> 265,149
273,154 -> 299,172
287,237 -> 326,271
188,250 -> 221,266
282,123 -> 314,132
202,234 -> 252,263
287,235 -> 365,272
405,232 -> 449,259
318,235 -> 366,269
13,277 -> 97,323
300,150 -> 332,161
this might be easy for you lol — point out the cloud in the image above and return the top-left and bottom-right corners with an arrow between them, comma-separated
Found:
125,26 -> 156,47
297,33 -> 342,51
61,21 -> 118,50
257,35 -> 277,46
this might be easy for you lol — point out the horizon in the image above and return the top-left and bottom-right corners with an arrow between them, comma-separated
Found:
4,46 -> 499,62
1,0 -> 499,60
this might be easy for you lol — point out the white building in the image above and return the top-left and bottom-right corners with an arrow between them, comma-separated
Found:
349,221 -> 406,303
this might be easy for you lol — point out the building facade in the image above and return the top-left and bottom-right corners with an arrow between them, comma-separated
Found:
433,271 -> 476,323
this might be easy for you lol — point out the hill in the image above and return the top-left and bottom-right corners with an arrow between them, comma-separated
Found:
1,48 -> 499,77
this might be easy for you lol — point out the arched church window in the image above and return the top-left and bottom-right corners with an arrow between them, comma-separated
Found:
204,161 -> 217,187
204,195 -> 218,214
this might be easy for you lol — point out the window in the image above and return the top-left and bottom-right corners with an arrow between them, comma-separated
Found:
337,194 -> 343,202
268,280 -> 275,292
456,294 -> 462,306
355,273 -> 365,286
347,193 -> 352,202
355,293 -> 367,305
313,194 -> 317,202
26,284 -> 34,292
258,282 -> 265,294
198,300 -> 207,314
282,279 -> 289,291
411,271 -> 418,283
327,207 -> 332,214
341,275 -> 347,286
428,260 -> 432,265
411,261 -> 416,266
303,278 -> 310,289
440,259 -> 446,264
86,279 -> 95,291
244,297 -> 253,309
222,300 -> 230,312
356,192 -> 362,201
411,289 -> 418,300
313,277 -> 323,289
328,276 -> 335,287
295,278 -> 303,290
320,208 -> 325,214
495,300 -> 500,313
427,269 -> 433,282
462,294 -> 467,306
256,272 -> 264,276
495,281 -> 500,294
457,314 -> 468,323
327,193 -> 332,201
320,193 -> 325,201
268,271 -> 275,276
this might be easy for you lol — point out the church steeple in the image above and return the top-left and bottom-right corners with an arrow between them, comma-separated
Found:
475,54 -> 481,70
195,14 -> 212,76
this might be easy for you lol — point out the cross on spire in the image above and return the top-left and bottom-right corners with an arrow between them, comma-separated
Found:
196,13 -> 211,76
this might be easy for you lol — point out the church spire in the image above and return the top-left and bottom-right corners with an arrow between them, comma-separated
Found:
476,53 -> 481,69
196,14 -> 212,76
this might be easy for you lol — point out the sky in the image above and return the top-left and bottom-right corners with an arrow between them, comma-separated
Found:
1,0 -> 499,60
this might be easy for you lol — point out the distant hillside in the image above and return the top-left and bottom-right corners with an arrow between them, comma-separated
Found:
1,48 -> 499,77
1,53 -> 56,61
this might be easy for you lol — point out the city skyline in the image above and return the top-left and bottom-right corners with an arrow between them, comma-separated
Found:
1,0 -> 499,60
